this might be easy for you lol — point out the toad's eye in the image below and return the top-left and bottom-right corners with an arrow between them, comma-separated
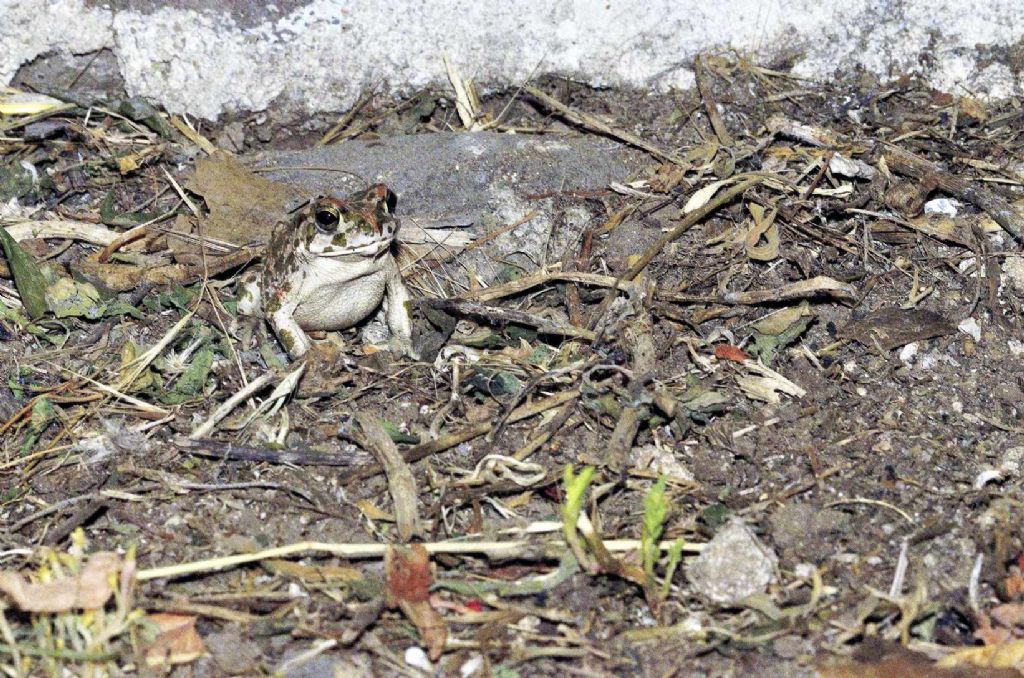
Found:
314,206 -> 341,232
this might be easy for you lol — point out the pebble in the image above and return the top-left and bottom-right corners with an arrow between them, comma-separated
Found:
687,519 -> 778,605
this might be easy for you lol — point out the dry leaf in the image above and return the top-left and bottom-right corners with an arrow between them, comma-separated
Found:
745,203 -> 780,261
839,307 -> 956,351
0,552 -> 120,612
714,344 -> 750,363
683,179 -> 728,213
938,638 -> 1024,671
143,613 -> 206,668
355,499 -> 394,522
262,559 -> 363,583
1003,572 -> 1024,598
991,603 -> 1024,629
752,302 -> 812,336
174,152 -> 302,257
385,544 -> 448,661
819,638 -> 1020,678
735,360 -> 806,404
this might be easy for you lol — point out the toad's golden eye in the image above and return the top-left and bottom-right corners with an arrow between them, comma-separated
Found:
314,206 -> 341,232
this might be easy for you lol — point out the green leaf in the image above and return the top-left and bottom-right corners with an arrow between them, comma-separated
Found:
44,276 -> 104,319
160,348 -> 214,404
99,190 -> 164,227
382,419 -> 420,445
0,225 -> 48,318
562,465 -> 595,536
641,476 -> 668,577
22,396 -> 57,453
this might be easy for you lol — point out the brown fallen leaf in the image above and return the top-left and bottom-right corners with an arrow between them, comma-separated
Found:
938,638 -> 1024,672
143,613 -> 207,668
175,152 -> 302,257
262,559 -> 363,583
991,602 -> 1024,628
818,638 -> 1020,678
0,552 -> 121,612
838,307 -> 956,351
385,544 -> 447,661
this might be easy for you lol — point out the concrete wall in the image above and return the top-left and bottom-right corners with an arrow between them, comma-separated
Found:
3,0 -> 1022,120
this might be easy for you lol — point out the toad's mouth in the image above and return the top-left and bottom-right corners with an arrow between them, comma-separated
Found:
312,239 -> 392,258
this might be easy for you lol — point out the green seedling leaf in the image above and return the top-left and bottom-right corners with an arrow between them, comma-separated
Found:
641,476 -> 669,579
382,419 -> 420,445
102,301 -> 145,319
0,225 -> 48,318
0,302 -> 61,345
562,465 -> 595,557
660,538 -> 687,599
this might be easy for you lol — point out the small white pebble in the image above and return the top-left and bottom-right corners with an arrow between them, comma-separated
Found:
405,647 -> 432,672
974,468 -> 1004,489
958,317 -> 981,342
924,198 -> 960,216
856,386 -> 867,397
898,342 -> 918,364
1008,340 -> 1024,356
460,654 -> 484,678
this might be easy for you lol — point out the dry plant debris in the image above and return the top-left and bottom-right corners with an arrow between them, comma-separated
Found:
1,56 -> 1024,675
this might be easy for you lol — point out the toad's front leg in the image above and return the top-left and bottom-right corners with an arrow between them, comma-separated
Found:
269,304 -> 313,359
384,264 -> 418,360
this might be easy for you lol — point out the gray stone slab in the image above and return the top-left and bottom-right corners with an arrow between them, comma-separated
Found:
249,132 -> 646,287
250,132 -> 644,221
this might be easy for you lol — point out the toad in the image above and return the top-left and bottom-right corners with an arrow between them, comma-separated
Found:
237,184 -> 417,360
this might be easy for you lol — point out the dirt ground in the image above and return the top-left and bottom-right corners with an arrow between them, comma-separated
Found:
3,58 -> 1024,677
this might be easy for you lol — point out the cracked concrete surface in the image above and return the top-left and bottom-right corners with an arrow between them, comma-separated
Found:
2,0 -> 1023,119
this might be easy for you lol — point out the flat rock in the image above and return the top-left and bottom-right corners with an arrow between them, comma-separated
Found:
251,132 -> 645,284
251,132 -> 643,219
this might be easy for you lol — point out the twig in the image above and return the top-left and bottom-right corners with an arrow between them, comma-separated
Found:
423,298 -> 596,340
694,55 -> 733,146
189,372 -> 275,439
355,413 -> 423,541
136,523 -> 704,581
525,86 -> 688,166
344,389 -> 581,483
882,142 -> 1024,242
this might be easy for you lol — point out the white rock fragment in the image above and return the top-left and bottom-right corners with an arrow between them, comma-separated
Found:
829,153 -> 876,180
630,444 -> 694,482
1009,340 -> 1024,357
687,519 -> 778,605
999,446 -> 1024,476
923,198 -> 961,216
974,444 -> 1024,488
1001,256 -> 1024,293
898,342 -> 918,365
957,317 -> 981,342
460,654 -> 485,677
404,647 -> 432,672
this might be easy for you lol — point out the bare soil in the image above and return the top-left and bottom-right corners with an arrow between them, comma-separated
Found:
2,61 -> 1024,677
